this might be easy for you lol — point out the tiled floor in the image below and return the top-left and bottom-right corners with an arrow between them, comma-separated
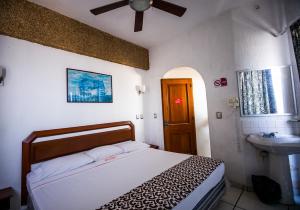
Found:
213,186 -> 300,210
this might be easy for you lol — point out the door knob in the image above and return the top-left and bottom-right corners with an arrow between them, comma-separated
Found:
163,122 -> 169,126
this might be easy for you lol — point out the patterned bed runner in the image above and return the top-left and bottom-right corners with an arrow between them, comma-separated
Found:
97,156 -> 223,210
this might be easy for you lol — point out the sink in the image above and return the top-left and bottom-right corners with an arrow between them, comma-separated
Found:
246,134 -> 300,205
246,134 -> 300,155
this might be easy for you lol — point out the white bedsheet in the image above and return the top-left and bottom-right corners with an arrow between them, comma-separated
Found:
27,148 -> 224,210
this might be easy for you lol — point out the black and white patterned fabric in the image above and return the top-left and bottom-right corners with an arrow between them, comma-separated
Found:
97,156 -> 223,210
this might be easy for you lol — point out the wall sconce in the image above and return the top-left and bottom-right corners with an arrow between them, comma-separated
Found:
228,97 -> 240,109
0,67 -> 6,86
136,85 -> 146,95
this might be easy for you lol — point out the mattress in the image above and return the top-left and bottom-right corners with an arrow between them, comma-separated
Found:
27,148 -> 225,210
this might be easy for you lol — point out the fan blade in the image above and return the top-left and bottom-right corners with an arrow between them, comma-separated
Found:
90,0 -> 128,15
134,11 -> 144,32
152,0 -> 186,17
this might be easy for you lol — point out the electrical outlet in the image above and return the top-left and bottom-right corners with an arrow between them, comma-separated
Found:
154,113 -> 157,119
136,114 -> 140,119
140,114 -> 144,119
216,112 -> 222,119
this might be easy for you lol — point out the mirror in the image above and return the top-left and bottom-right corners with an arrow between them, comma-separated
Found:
237,66 -> 297,116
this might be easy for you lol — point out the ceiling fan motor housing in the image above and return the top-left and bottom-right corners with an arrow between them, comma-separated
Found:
90,0 -> 186,32
129,0 -> 153,12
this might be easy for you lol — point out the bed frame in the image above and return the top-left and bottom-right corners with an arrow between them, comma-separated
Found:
21,121 -> 135,205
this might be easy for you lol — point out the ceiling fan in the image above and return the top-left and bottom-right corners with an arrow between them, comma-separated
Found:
90,0 -> 187,32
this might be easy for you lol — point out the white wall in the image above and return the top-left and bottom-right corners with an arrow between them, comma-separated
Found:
232,2 -> 300,190
144,0 -> 295,187
232,2 -> 291,69
144,12 -> 246,184
285,0 -> 300,27
163,67 -> 211,157
0,35 -> 145,209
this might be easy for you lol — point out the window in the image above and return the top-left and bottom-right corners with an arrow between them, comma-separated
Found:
291,19 -> 300,74
237,67 -> 296,116
238,70 -> 277,115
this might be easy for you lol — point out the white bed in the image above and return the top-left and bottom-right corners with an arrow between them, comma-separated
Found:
22,121 -> 225,210
27,148 -> 225,210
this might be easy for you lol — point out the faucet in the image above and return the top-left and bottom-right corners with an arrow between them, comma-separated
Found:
262,132 -> 278,138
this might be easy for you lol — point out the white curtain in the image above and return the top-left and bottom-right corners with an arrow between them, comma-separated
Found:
239,70 -> 277,116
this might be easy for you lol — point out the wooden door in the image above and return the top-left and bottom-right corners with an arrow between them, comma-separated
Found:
161,79 -> 197,155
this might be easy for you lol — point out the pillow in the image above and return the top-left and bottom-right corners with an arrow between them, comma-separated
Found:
29,152 -> 94,182
84,145 -> 123,161
114,141 -> 150,153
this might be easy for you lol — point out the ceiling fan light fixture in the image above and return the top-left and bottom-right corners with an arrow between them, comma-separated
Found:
90,0 -> 187,32
129,0 -> 152,12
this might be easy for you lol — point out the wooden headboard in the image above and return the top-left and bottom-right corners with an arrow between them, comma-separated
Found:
21,121 -> 135,204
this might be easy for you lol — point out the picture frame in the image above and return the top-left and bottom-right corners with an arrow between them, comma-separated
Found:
66,68 -> 113,103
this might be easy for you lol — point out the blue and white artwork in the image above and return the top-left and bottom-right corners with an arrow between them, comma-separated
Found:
67,69 -> 112,103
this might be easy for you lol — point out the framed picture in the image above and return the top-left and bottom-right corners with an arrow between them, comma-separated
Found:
67,68 -> 113,103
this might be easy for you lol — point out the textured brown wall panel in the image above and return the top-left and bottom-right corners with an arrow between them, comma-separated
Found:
0,0 -> 149,70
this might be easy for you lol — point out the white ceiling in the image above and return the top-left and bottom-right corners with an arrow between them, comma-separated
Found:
29,0 -> 254,48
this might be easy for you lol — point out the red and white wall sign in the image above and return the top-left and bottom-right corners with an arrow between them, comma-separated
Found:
214,78 -> 227,87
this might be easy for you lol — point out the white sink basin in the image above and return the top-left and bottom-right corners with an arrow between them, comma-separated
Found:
246,134 -> 300,205
246,134 -> 300,155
